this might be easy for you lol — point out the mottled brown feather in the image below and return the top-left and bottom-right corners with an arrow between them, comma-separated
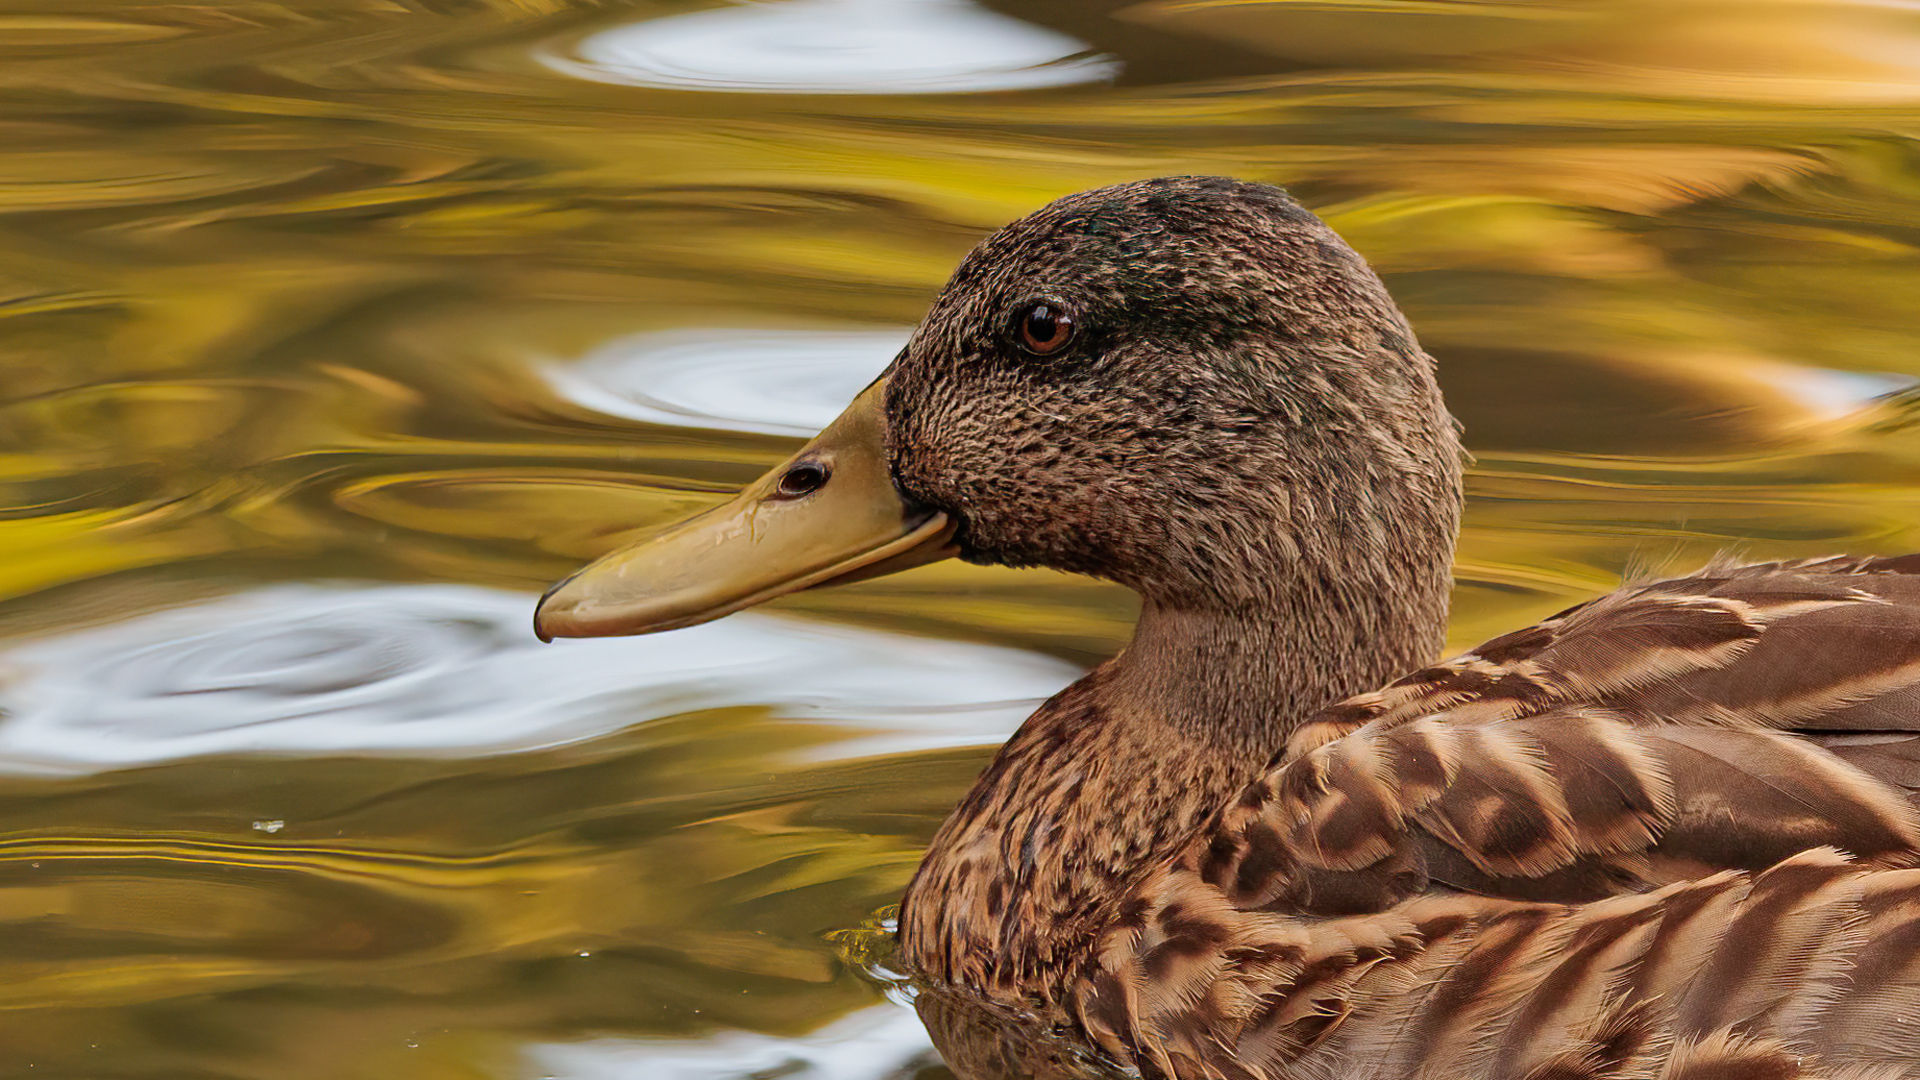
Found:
1073,852 -> 1920,1079
804,182 -> 1920,1078
534,179 -> 1920,1078
1238,560 -> 1920,911
1034,559 -> 1920,1078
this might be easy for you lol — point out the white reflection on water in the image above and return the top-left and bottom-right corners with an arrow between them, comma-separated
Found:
545,0 -> 1117,94
527,1003 -> 935,1080
1752,364 -> 1916,420
0,584 -> 1076,775
548,327 -> 908,436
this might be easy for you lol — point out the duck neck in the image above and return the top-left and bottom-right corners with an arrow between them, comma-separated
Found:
1108,589 -> 1438,761
899,567 -> 1450,999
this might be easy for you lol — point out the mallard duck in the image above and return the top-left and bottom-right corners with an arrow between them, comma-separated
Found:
535,177 -> 1920,1080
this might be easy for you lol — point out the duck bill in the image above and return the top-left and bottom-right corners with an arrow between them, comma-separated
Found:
534,380 -> 958,641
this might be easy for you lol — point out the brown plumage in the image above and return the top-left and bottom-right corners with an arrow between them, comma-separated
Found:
906,556 -> 1920,1080
879,181 -> 1920,1078
545,177 -> 1920,1077
1076,848 -> 1920,1080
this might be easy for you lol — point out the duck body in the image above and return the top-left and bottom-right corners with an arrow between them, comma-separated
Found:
535,178 -> 1920,1079
913,555 -> 1920,1080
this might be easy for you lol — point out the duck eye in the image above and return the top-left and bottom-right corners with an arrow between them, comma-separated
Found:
775,460 -> 830,498
1015,302 -> 1075,356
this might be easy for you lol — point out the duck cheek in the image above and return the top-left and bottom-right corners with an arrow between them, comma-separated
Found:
953,487 -> 1112,575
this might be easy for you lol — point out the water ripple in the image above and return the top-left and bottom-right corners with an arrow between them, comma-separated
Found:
547,327 -> 908,436
0,584 -> 1077,775
527,1002 -> 937,1080
545,0 -> 1117,94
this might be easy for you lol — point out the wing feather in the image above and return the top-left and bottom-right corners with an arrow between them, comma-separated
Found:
1078,852 -> 1920,1079
1200,708 -> 1920,916
1237,558 -> 1920,914
1061,557 -> 1920,1078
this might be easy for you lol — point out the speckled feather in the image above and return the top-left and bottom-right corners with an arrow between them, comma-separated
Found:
1206,556 -> 1920,917
1079,849 -> 1920,1080
865,179 -> 1920,1079
1066,557 -> 1920,1079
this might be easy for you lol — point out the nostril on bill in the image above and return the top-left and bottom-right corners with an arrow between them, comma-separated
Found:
775,460 -> 831,498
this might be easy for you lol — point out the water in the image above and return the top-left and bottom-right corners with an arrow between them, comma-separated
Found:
1,0 -> 1919,1075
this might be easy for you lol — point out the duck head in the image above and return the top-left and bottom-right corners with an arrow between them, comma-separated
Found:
535,177 -> 1461,643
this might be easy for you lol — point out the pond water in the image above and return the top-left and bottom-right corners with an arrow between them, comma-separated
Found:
2,0 -> 1920,1076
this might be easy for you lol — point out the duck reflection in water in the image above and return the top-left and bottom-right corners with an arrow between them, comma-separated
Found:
539,177 -> 1920,1080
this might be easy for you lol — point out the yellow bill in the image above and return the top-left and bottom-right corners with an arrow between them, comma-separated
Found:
534,379 -> 957,640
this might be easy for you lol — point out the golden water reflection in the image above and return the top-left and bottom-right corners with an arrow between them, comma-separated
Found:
1,0 -> 1919,1076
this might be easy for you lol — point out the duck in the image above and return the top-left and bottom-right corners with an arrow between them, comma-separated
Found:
535,176 -> 1920,1080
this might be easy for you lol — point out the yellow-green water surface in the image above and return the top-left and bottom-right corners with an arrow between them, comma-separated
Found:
3,1 -> 1920,1076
